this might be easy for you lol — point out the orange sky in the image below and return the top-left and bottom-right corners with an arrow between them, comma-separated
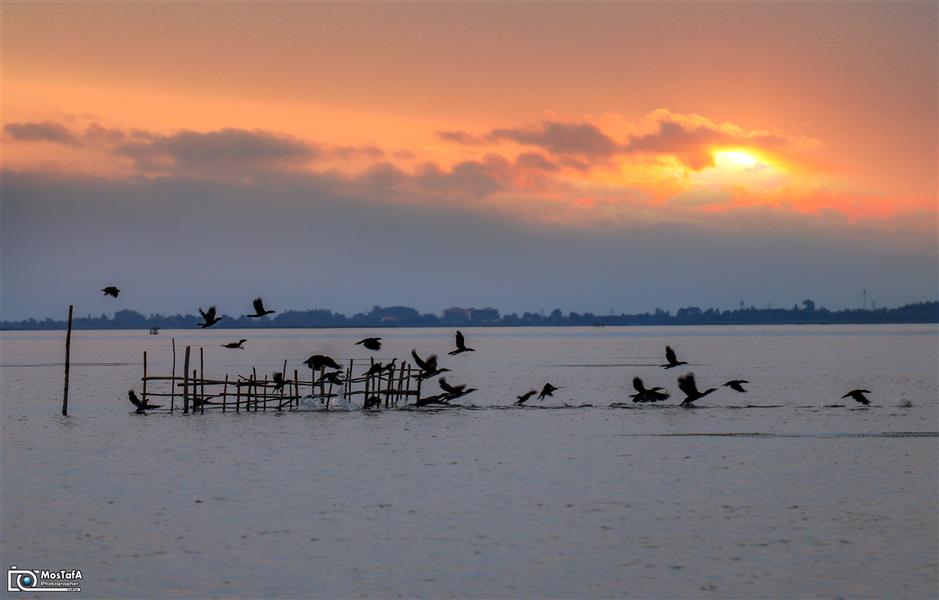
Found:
3,2 -> 937,227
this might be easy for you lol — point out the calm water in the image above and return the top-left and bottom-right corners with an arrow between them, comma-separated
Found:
2,325 -> 937,598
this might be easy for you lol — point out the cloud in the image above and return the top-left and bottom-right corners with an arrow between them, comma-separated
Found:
4,121 -> 81,146
488,120 -> 622,159
624,110 -> 811,170
2,169 -> 935,322
115,128 -> 318,175
436,130 -> 487,145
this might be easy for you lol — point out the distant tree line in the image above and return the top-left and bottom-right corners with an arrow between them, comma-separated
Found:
2,300 -> 937,330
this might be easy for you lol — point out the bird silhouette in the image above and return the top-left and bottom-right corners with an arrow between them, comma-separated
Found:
382,358 -> 397,373
323,371 -> 345,387
842,389 -> 872,405
411,349 -> 450,380
221,339 -> 247,349
448,330 -> 475,355
363,396 -> 382,409
538,383 -> 559,400
515,390 -> 537,405
415,393 -> 451,407
198,306 -> 222,328
149,326 -> 160,335
303,354 -> 342,371
127,389 -> 160,414
631,377 -> 670,403
363,362 -> 385,377
247,297 -> 275,318
356,337 -> 382,351
272,372 -> 287,391
101,286 -> 120,298
723,379 -> 749,393
677,372 -> 717,406
662,346 -> 688,369
439,377 -> 478,400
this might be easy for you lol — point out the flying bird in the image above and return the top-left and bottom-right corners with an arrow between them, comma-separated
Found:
439,377 -> 477,400
415,393 -> 452,407
127,389 -> 160,414
198,306 -> 223,328
448,330 -> 475,355
662,345 -> 688,369
355,337 -> 382,351
842,389 -> 872,405
411,349 -> 450,381
221,339 -> 247,349
677,372 -> 718,406
515,390 -> 538,406
303,354 -> 342,371
723,379 -> 749,393
323,371 -> 345,387
101,286 -> 120,298
247,297 -> 276,318
631,377 -> 670,403
272,372 -> 287,391
538,383 -> 559,400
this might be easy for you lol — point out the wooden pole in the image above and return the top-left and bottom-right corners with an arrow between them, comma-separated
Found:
62,304 -> 73,416
183,346 -> 191,414
142,351 -> 148,405
293,369 -> 299,408
222,374 -> 229,412
195,370 -> 202,414
170,337 -> 176,412
235,380 -> 241,413
200,347 -> 205,411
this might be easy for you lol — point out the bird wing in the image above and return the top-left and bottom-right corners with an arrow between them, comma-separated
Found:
252,298 -> 265,313
439,378 -> 456,393
411,349 -> 429,370
198,307 -> 207,319
632,377 -> 646,393
206,306 -> 217,320
665,346 -> 678,365
128,390 -> 142,408
677,373 -> 700,397
455,330 -> 465,349
425,354 -> 438,371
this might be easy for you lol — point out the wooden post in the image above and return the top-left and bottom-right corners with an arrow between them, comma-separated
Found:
142,351 -> 148,405
262,375 -> 269,411
183,346 -> 191,414
222,374 -> 229,412
346,359 -> 354,400
195,369 -> 202,414
235,380 -> 241,413
321,367 -> 327,409
200,347 -> 205,410
293,369 -> 299,408
170,337 -> 177,412
62,304 -> 73,416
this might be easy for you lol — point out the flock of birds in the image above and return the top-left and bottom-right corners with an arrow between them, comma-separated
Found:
102,286 -> 877,412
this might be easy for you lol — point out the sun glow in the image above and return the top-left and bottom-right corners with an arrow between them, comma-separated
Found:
713,149 -> 761,170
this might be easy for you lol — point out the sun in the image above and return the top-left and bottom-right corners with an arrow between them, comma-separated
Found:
713,149 -> 761,170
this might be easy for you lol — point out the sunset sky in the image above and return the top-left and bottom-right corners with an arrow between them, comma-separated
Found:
2,3 -> 937,320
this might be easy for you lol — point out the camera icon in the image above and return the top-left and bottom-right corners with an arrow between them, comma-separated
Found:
7,566 -> 38,592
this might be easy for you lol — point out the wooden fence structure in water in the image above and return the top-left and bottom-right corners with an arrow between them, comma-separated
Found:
139,339 -> 425,414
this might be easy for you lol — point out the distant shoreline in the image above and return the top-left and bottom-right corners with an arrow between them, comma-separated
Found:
2,300 -> 936,331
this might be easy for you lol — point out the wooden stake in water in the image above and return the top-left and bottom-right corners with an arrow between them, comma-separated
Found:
62,304 -> 73,416
183,346 -> 191,414
170,337 -> 177,412
142,351 -> 148,405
